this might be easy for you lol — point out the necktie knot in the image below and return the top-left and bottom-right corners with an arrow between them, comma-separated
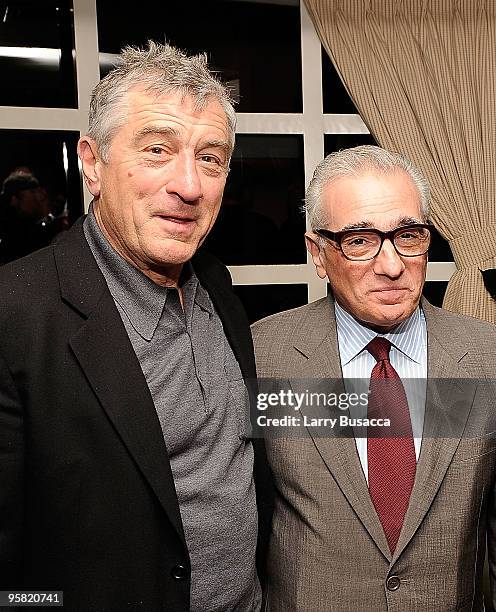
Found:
367,337 -> 391,362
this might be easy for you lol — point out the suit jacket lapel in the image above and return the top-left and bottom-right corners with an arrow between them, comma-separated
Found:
293,297 -> 391,561
55,219 -> 186,547
391,299 -> 476,564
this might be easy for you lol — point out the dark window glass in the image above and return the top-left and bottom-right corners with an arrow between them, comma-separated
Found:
96,0 -> 302,113
233,284 -> 308,324
0,130 -> 82,264
428,226 -> 453,262
422,281 -> 448,307
206,134 -> 306,265
324,133 -> 377,155
322,47 -> 358,114
0,0 -> 76,108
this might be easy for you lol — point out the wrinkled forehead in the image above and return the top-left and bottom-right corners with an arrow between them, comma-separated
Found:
322,170 -> 422,230
122,85 -> 228,123
109,86 -> 232,152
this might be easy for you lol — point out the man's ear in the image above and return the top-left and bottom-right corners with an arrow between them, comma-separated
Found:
305,232 -> 328,279
78,136 -> 102,197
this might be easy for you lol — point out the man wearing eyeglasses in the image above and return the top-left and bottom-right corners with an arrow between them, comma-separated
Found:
252,145 -> 496,611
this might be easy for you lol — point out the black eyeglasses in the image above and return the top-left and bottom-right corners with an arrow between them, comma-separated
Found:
314,223 -> 432,261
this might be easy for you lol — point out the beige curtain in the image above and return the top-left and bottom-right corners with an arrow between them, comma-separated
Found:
304,0 -> 496,323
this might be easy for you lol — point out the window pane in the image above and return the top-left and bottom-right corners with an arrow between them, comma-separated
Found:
96,0 -> 302,113
206,134 -> 306,265
322,48 -> 357,114
233,284 -> 308,324
324,133 -> 377,155
0,130 -> 82,265
428,227 -> 453,262
0,0 -> 76,108
422,281 -> 448,307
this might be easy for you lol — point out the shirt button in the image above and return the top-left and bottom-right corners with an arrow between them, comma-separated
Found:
171,564 -> 188,580
386,575 -> 401,591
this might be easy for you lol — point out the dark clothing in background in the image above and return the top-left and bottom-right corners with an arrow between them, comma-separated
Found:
0,204 -> 66,264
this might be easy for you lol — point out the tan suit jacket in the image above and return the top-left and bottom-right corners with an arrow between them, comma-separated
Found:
252,297 -> 496,612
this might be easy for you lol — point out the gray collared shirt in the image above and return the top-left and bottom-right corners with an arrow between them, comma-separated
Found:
84,209 -> 260,612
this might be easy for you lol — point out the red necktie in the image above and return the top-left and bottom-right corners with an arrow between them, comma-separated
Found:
366,337 -> 416,553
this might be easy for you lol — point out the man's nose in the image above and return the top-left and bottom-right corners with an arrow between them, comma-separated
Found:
373,238 -> 405,278
165,153 -> 203,203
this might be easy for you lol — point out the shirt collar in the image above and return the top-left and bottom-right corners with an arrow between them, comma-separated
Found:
334,299 -> 426,366
83,205 -> 210,340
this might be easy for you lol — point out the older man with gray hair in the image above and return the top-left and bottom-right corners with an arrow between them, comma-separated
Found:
252,145 -> 496,611
0,41 -> 270,611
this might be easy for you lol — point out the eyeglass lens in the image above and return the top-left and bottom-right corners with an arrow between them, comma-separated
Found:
341,226 -> 431,260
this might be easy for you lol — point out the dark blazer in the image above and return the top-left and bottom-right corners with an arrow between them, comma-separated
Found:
0,217 -> 271,612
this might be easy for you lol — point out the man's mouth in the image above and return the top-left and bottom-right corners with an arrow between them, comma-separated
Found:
155,214 -> 197,235
371,287 -> 410,302
157,215 -> 195,224
372,287 -> 408,292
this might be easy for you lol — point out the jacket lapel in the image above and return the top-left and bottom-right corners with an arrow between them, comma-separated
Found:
55,219 -> 186,547
391,299 -> 476,564
293,297 -> 391,561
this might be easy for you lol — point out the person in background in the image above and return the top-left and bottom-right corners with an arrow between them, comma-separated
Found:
0,169 -> 64,263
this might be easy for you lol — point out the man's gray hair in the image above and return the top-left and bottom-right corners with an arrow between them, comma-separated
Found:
304,145 -> 430,230
88,41 -> 236,163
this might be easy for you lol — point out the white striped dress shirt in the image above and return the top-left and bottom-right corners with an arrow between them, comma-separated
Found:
334,301 -> 427,483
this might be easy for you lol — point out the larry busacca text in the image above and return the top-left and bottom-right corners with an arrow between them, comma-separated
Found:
252,387 -> 392,433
